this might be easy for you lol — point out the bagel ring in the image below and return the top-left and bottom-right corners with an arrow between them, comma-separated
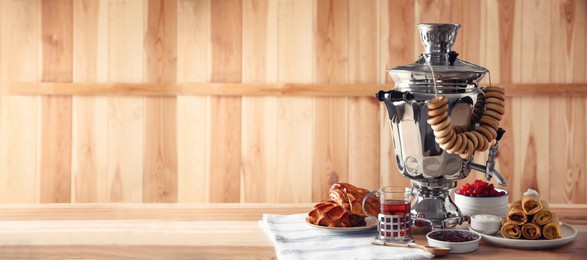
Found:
479,116 -> 500,131
484,91 -> 505,101
427,112 -> 448,125
428,96 -> 448,110
428,103 -> 449,117
483,109 -> 503,121
485,102 -> 505,115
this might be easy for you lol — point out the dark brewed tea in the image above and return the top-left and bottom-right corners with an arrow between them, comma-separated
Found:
381,199 -> 410,215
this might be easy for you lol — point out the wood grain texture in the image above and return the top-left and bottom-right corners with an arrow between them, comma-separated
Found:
0,0 -> 40,203
209,0 -> 242,203
0,0 -> 586,207
347,0 -> 380,190
106,0 -> 145,203
450,0 -> 483,65
312,0 -> 349,201
72,0 -> 109,203
40,0 -> 73,203
276,0 -> 313,202
549,0 -> 587,204
177,0 -> 210,203
414,0 -> 452,28
515,0 -> 552,201
143,0 -> 178,203
0,204 -> 583,259
241,0 -> 278,203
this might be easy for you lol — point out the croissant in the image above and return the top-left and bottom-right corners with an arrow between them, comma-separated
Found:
306,200 -> 352,227
329,183 -> 380,218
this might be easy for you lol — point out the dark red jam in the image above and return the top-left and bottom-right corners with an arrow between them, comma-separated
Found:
428,230 -> 480,242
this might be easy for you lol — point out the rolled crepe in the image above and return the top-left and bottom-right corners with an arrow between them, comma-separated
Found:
522,189 -> 543,215
542,213 -> 562,240
506,201 -> 528,225
501,221 -> 522,239
521,222 -> 541,240
533,200 -> 553,225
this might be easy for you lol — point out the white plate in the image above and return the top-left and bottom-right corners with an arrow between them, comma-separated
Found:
471,222 -> 577,249
306,218 -> 377,232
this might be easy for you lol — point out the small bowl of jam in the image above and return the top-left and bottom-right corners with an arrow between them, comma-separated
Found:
426,229 -> 481,254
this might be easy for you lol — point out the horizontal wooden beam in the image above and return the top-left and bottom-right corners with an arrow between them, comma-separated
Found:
502,83 -> 587,96
4,82 -> 387,97
4,82 -> 587,97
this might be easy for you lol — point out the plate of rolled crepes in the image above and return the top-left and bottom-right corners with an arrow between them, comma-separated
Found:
306,183 -> 379,232
473,189 -> 577,249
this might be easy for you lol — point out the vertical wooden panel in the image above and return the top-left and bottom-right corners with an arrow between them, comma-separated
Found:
276,0 -> 313,202
516,0 -> 551,200
348,0 -> 379,190
549,97 -> 586,204
379,0 -> 414,188
584,0 -> 587,205
550,0 -> 586,83
493,0 -> 516,84
40,0 -> 73,203
71,0 -> 109,203
242,0 -> 278,203
415,0 -> 452,20
177,0 -> 210,203
549,0 -> 586,204
312,0 -> 348,201
510,0 -> 524,200
0,0 -> 40,203
209,0 -> 242,203
107,0 -> 145,203
450,0 -> 482,65
143,0 -> 178,203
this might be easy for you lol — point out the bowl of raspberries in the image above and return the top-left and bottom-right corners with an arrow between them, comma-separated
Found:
454,180 -> 509,218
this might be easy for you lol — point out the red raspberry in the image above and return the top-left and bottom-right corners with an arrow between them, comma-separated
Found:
458,180 -> 507,197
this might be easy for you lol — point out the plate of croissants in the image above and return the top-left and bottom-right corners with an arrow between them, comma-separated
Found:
305,183 -> 380,232
472,189 -> 577,249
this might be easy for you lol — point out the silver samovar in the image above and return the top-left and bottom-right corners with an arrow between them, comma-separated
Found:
376,23 -> 507,229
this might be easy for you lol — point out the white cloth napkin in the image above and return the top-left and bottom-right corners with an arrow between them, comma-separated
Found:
259,214 -> 434,260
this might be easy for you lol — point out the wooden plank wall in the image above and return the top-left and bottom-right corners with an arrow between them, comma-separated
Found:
0,0 -> 586,205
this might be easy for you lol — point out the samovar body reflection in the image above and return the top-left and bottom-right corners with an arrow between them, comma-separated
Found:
377,23 -> 507,229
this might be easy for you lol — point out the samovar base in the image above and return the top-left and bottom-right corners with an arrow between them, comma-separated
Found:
410,180 -> 465,229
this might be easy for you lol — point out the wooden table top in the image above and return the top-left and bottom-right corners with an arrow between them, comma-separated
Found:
0,203 -> 585,259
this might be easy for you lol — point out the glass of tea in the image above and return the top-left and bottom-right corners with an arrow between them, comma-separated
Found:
362,186 -> 413,243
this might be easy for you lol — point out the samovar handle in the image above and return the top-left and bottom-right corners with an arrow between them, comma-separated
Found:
374,90 -> 414,102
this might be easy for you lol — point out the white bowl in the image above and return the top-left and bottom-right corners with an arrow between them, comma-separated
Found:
454,188 -> 509,218
470,214 -> 502,235
426,229 -> 481,254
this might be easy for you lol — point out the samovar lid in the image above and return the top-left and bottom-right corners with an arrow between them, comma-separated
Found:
389,23 -> 488,89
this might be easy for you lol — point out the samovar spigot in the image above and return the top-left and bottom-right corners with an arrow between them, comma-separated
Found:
471,128 -> 507,186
